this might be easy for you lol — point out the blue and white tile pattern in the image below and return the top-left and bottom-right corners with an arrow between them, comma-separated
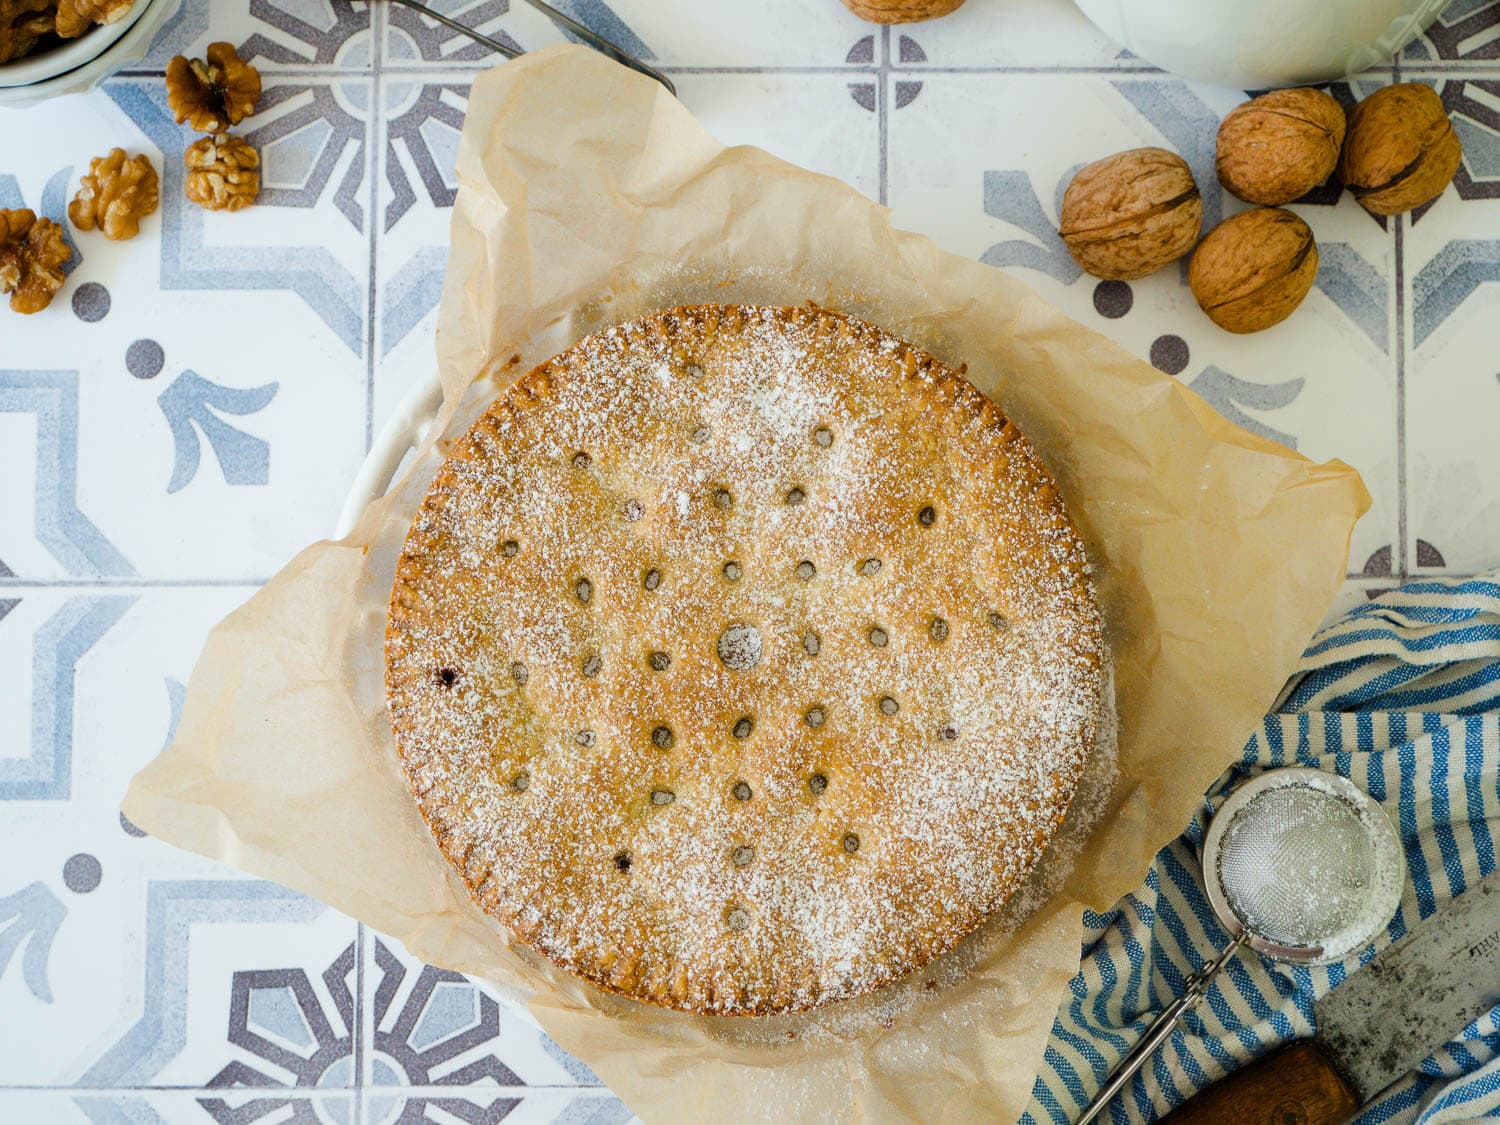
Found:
3,0 -> 1500,1121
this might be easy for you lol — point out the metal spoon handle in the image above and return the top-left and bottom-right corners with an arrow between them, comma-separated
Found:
520,0 -> 676,95
387,0 -> 519,58
384,0 -> 676,96
1076,930 -> 1251,1125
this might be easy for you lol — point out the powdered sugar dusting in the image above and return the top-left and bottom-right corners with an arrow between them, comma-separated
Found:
385,305 -> 1104,1015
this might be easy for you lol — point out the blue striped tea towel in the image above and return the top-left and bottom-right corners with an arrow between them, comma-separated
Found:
1023,575 -> 1500,1124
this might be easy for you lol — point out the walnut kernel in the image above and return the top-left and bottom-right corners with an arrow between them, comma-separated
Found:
183,134 -> 260,213
1189,208 -> 1318,334
69,149 -> 159,241
0,0 -> 55,63
0,208 -> 71,315
1058,147 -> 1202,281
1216,87 -> 1346,206
166,41 -> 262,133
55,0 -> 132,38
1338,83 -> 1462,216
840,0 -> 963,22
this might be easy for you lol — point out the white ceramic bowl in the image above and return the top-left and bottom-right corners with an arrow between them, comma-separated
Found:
0,0 -> 180,107
1073,0 -> 1454,88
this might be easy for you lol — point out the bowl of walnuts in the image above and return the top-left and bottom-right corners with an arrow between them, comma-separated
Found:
0,0 -> 180,106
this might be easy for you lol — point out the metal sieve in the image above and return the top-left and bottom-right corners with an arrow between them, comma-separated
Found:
1078,767 -> 1405,1124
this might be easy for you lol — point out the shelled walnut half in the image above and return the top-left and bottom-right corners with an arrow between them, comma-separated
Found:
0,0 -> 56,63
0,208 -> 72,315
183,133 -> 260,212
69,149 -> 159,240
166,41 -> 262,132
55,0 -> 133,38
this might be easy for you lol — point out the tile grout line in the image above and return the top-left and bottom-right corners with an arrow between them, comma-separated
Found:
1392,54 -> 1407,584
0,579 -> 271,588
354,7 -> 387,1114
105,61 -> 1500,82
877,26 -> 889,206
2,1085 -> 608,1095
1395,222 -> 1408,584
354,921 -> 366,1117
365,5 -> 386,456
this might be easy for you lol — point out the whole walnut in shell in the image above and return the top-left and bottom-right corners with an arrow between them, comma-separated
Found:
167,41 -> 262,133
69,149 -> 160,241
1189,208 -> 1318,334
840,0 -> 964,23
0,208 -> 72,315
183,133 -> 260,213
1059,147 -> 1202,281
1216,87 -> 1345,206
1338,82 -> 1461,216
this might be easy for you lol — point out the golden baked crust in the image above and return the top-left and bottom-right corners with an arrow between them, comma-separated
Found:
386,305 -> 1103,1015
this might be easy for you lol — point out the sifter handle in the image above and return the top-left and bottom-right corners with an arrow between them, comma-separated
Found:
1157,1040 -> 1359,1125
1076,932 -> 1250,1125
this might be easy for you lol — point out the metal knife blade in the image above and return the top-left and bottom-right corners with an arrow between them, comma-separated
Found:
1316,866 -> 1500,1103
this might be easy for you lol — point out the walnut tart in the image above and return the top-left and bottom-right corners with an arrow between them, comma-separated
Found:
385,305 -> 1103,1015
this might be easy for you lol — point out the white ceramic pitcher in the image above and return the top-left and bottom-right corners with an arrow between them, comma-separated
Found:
1073,0 -> 1455,88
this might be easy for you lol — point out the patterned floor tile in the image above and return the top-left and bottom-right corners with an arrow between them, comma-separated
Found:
1403,74 -> 1500,576
378,0 -> 869,71
141,0 -> 376,72
885,70 -> 1401,574
888,0 -> 1136,70
72,901 -> 358,1093
0,588 -> 359,1089
0,1089 -> 357,1124
360,934 -> 603,1091
1405,0 -> 1500,66
5,0 -> 1500,1117
370,69 -> 474,438
0,72 -> 372,579
362,1088 -> 633,1125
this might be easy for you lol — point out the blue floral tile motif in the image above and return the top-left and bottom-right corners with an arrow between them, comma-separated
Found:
77,883 -> 334,1088
1406,0 -> 1500,63
0,595 -> 135,801
1410,78 -> 1500,346
239,1 -> 375,68
249,84 -> 370,230
378,76 -> 469,357
204,944 -> 356,1090
0,372 -> 133,578
1186,367 -> 1306,449
102,79 -> 370,356
158,372 -> 280,494
142,0 -> 375,70
0,882 -> 66,1001
1446,78 -> 1500,202
382,0 -> 654,67
384,81 -> 466,229
385,0 -> 521,65
370,939 -> 520,1088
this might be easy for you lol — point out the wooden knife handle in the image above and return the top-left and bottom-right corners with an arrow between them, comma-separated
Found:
1158,1040 -> 1359,1125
